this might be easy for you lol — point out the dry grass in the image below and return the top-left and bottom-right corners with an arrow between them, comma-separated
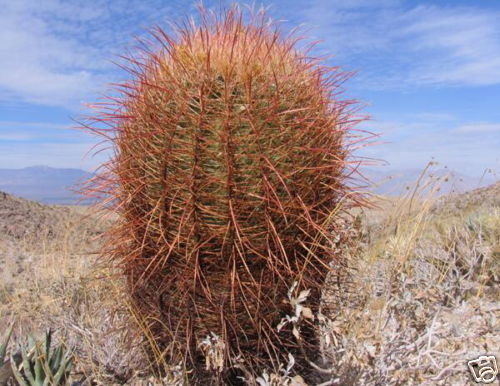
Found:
317,171 -> 499,385
1,169 -> 499,385
0,206 -> 161,385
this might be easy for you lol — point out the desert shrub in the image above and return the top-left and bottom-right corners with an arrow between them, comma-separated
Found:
82,5 -> 367,383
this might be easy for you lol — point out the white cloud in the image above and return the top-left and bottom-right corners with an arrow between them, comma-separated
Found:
357,115 -> 500,175
402,6 -> 500,86
292,0 -> 500,88
0,133 -> 35,141
0,121 -> 69,130
0,120 -> 89,143
0,0 -> 180,109
454,123 -> 500,134
408,112 -> 456,122
0,0 -> 111,108
2,0 -> 499,109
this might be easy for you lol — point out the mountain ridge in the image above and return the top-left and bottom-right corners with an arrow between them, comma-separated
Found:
0,166 -> 93,204
0,165 -> 497,204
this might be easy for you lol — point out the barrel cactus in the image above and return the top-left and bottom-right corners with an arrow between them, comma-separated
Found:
83,5 -> 367,383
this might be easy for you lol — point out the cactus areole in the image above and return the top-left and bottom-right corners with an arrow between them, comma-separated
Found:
83,5 -> 367,382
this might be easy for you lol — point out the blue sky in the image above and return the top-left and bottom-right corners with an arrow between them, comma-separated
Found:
0,0 -> 499,176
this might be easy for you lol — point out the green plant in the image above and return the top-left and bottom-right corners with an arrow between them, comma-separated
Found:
83,4 -> 368,382
0,323 -> 13,365
0,322 -> 14,384
10,329 -> 73,386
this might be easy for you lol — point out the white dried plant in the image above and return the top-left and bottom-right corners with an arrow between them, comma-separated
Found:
198,332 -> 225,373
277,281 -> 315,340
254,353 -> 307,386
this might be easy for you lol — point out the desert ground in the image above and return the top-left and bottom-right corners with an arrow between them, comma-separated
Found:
0,179 -> 498,385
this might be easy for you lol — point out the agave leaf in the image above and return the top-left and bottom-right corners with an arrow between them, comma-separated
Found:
27,336 -> 36,351
41,358 -> 54,386
34,342 -> 45,384
66,357 -> 73,373
44,330 -> 52,360
10,355 -> 29,386
34,354 -> 43,383
49,345 -> 63,373
52,353 -> 72,385
8,330 -> 72,386
0,323 -> 14,363
27,336 -> 37,367
20,347 -> 36,385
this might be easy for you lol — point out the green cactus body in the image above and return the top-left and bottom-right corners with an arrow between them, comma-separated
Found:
84,5 -> 367,382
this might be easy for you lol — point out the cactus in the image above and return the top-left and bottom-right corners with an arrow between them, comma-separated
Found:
10,329 -> 73,386
83,4 -> 367,382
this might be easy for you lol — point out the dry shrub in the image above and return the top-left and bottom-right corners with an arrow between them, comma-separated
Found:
318,168 -> 500,385
0,208 -> 155,385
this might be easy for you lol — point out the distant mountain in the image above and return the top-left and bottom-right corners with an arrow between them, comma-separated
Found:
361,167 -> 497,196
0,165 -> 497,204
0,166 -> 93,205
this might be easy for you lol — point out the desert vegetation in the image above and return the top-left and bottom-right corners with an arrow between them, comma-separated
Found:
1,170 -> 498,385
0,5 -> 498,386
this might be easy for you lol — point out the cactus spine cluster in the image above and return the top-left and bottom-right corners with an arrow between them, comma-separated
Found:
84,5 -> 366,382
